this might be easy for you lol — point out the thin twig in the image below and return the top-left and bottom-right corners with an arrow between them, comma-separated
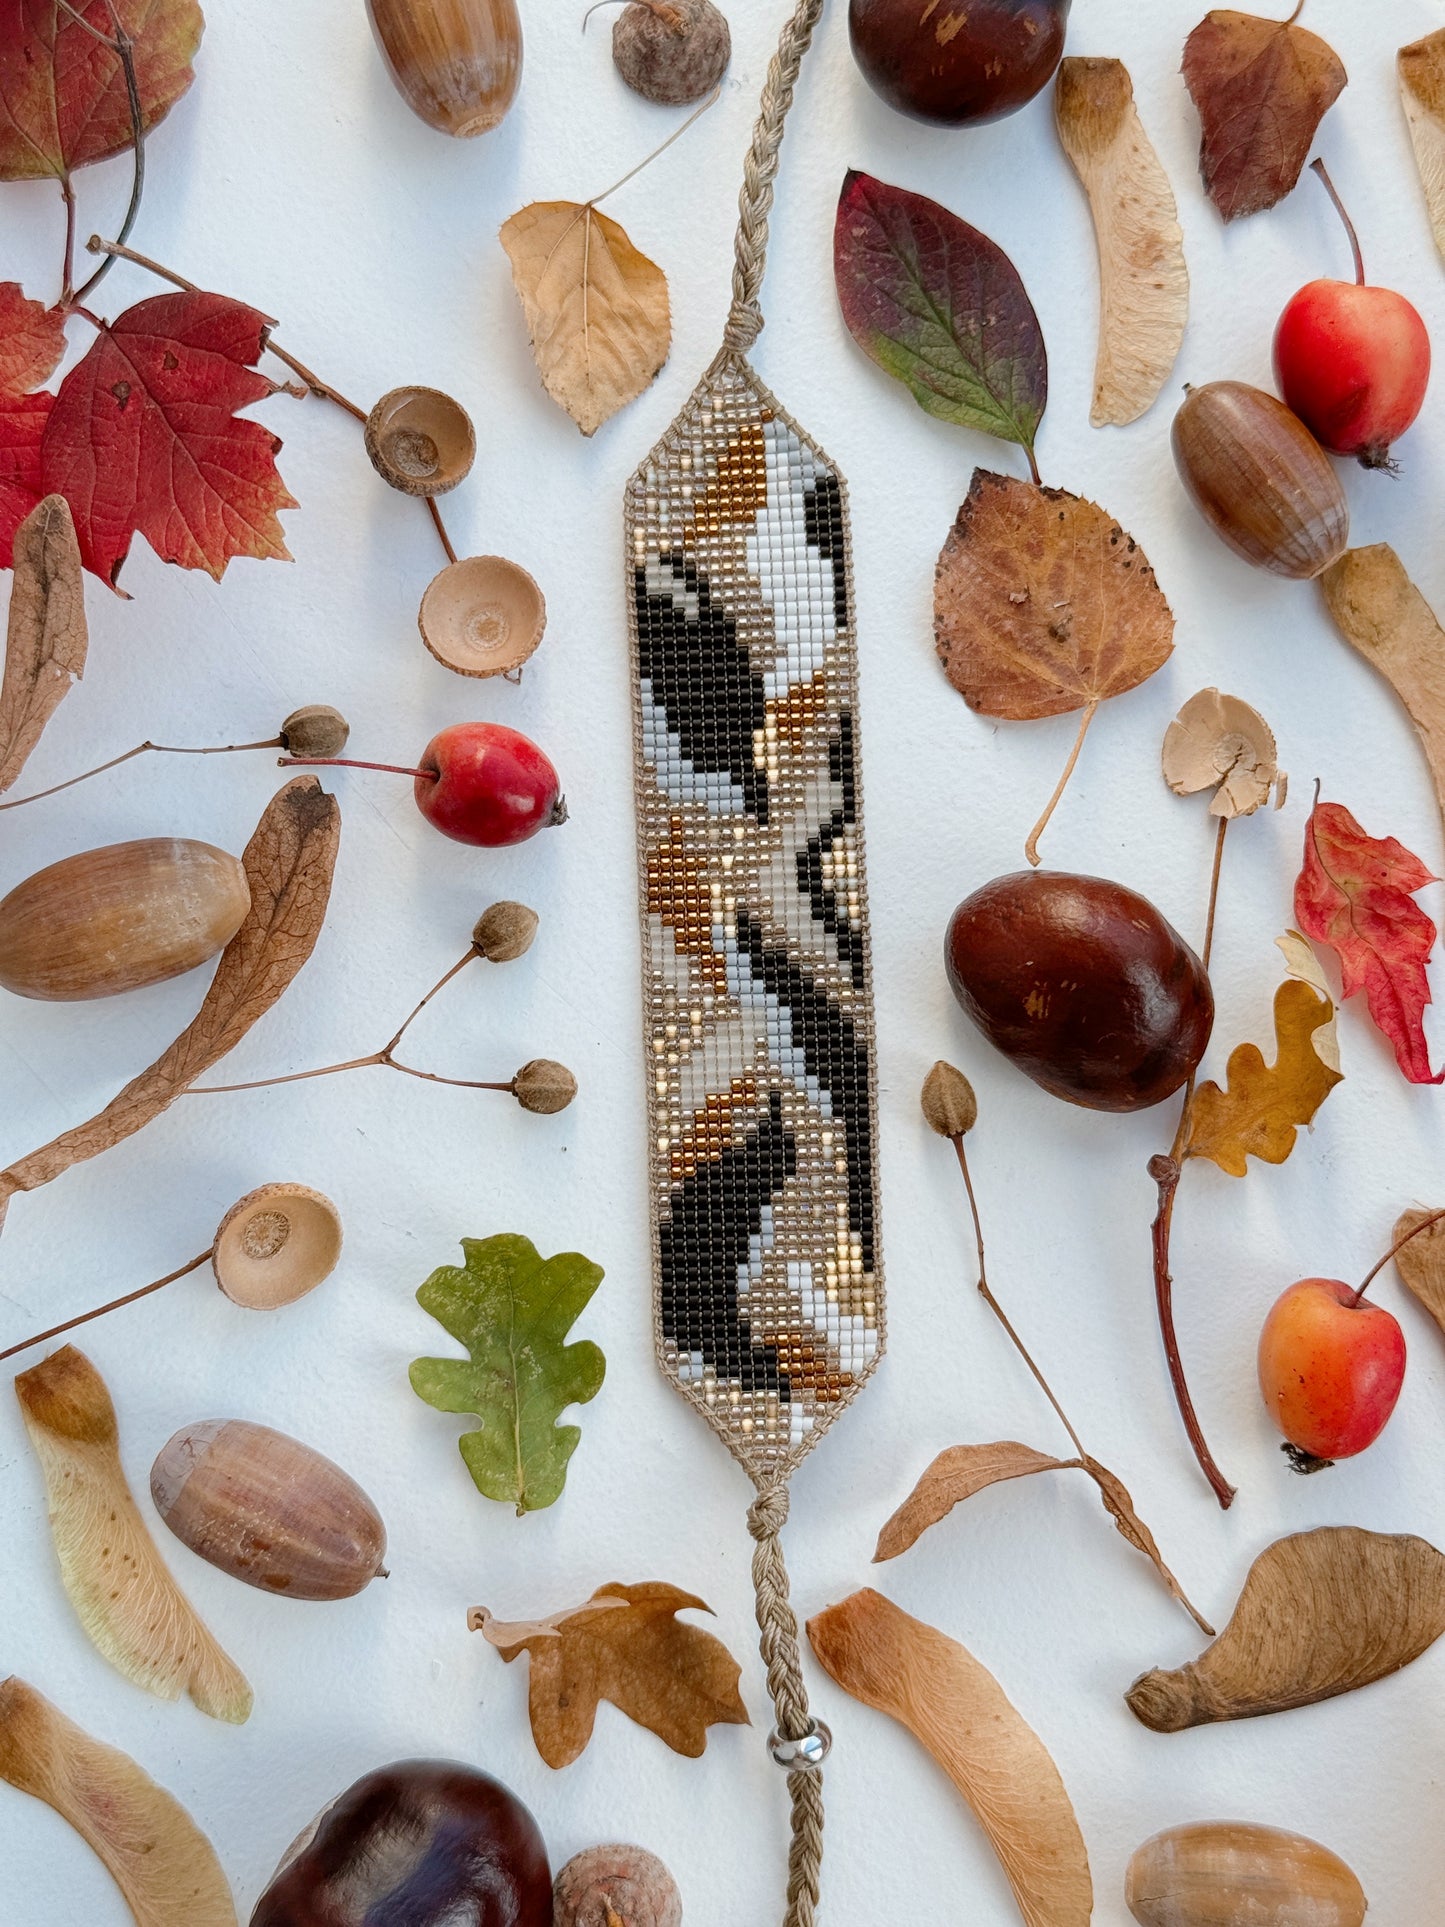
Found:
64,0 -> 146,308
1025,700 -> 1098,867
589,86 -> 720,209
425,495 -> 458,563
0,1250 -> 211,1363
59,178 -> 78,308
0,738 -> 281,812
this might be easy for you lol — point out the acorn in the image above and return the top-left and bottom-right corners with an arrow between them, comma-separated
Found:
0,838 -> 250,1002
365,0 -> 522,136
150,1420 -> 387,1600
419,555 -> 546,679
610,0 -> 730,105
365,387 -> 476,496
1172,381 -> 1349,579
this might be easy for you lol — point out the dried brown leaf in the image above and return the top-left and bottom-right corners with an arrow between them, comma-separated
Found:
15,1348 -> 252,1722
0,1678 -> 236,1924
1055,57 -> 1189,427
0,776 -> 340,1229
501,202 -> 670,437
936,471 -> 1174,720
1322,545 -> 1445,844
470,1581 -> 748,1767
1183,9 -> 1347,223
0,494 -> 86,793
1127,1526 -> 1445,1731
873,1441 -> 1213,1636
1393,1206 -> 1445,1338
1162,687 -> 1283,818
1400,30 -> 1445,265
808,1588 -> 1092,1927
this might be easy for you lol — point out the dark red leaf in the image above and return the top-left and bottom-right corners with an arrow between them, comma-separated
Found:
0,0 -> 203,182
0,284 -> 67,394
40,291 -> 296,587
0,392 -> 55,569
1294,797 -> 1443,1086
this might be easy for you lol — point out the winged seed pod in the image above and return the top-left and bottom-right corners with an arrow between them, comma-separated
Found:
1125,1822 -> 1366,1927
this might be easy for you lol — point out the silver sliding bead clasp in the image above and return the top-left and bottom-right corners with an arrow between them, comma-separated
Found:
768,1720 -> 831,1770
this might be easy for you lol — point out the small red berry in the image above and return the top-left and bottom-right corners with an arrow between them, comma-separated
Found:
1257,1276 -> 1406,1462
415,723 -> 566,848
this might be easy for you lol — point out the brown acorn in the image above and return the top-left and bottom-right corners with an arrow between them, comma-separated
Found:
365,0 -> 522,136
1172,381 -> 1349,579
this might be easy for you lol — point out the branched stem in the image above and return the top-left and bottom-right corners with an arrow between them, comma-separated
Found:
1025,700 -> 1098,868
0,738 -> 282,812
1149,815 -> 1236,1509
58,0 -> 145,309
0,1249 -> 211,1363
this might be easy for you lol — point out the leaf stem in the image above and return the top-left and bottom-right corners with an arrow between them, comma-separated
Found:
65,0 -> 146,308
59,176 -> 77,308
1310,158 -> 1366,286
588,86 -> 719,209
0,738 -> 282,812
0,1249 -> 211,1363
1024,699 -> 1097,868
1353,1206 -> 1445,1307
1024,441 -> 1042,486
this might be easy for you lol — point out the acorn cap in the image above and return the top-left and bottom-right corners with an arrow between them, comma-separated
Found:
513,1059 -> 577,1114
212,1183 -> 343,1309
365,386 -> 476,496
280,705 -> 350,758
418,555 -> 546,679
473,900 -> 539,961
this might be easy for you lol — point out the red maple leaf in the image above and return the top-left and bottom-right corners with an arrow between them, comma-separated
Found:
1295,797 -> 1443,1085
0,0 -> 203,181
0,281 -> 66,566
40,290 -> 296,586
0,282 -> 67,391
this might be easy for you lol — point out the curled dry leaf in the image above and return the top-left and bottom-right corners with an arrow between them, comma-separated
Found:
1185,931 -> 1342,1177
1127,1526 -> 1445,1732
1295,797 -> 1442,1086
0,494 -> 86,794
808,1588 -> 1092,1927
873,1441 -> 1213,1636
1393,1206 -> 1445,1340
1162,687 -> 1283,818
471,1582 -> 748,1767
0,775 -> 340,1233
0,1677 -> 236,1925
1055,57 -> 1188,428
14,1347 -> 252,1722
834,171 -> 1047,468
1183,9 -> 1347,223
1322,545 -> 1445,843
1400,30 -> 1445,266
501,202 -> 670,437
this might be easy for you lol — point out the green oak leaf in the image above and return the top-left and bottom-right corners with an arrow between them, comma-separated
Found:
409,1234 -> 606,1515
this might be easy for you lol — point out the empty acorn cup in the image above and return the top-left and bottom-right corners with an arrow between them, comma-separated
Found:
0,1182 -> 343,1362
365,386 -> 476,496
418,554 -> 547,679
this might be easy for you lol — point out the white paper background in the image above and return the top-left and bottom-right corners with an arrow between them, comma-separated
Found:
3,0 -> 1445,1918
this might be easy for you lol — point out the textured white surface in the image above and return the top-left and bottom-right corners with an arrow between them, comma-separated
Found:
2,0 -> 1445,1919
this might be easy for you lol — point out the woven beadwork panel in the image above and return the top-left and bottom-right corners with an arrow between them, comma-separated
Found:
626,355 -> 884,1481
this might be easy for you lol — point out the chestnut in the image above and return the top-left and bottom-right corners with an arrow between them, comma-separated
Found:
250,1760 -> 550,1925
945,870 -> 1213,1112
849,0 -> 1070,127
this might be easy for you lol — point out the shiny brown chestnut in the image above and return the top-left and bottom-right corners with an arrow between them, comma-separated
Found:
250,1760 -> 550,1926
945,870 -> 1213,1112
849,0 -> 1070,127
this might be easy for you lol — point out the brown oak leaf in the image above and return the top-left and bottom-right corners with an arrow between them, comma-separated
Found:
470,1582 -> 748,1768
0,494 -> 87,793
0,775 -> 339,1233
1183,8 -> 1347,223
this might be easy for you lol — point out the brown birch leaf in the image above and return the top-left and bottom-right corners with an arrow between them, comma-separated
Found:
874,1441 -> 1213,1636
1400,30 -> 1445,265
0,775 -> 339,1230
808,1588 -> 1093,1927
1183,9 -> 1347,223
0,494 -> 86,793
1393,1207 -> 1445,1338
15,1348 -> 252,1722
470,1582 -> 748,1767
500,202 -> 670,437
0,1677 -> 237,1924
1127,1527 -> 1445,1731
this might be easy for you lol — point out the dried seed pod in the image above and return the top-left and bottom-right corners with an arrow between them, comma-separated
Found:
281,704 -> 350,758
1172,382 -> 1349,579
473,899 -> 539,961
365,0 -> 522,136
1126,1821 -> 1367,1927
365,386 -> 477,496
419,555 -> 546,678
211,1183 -> 343,1310
0,838 -> 250,1002
151,1420 -> 387,1601
921,1060 -> 977,1137
1162,689 -> 1284,819
554,1843 -> 682,1927
513,1059 -> 578,1114
612,0 -> 730,105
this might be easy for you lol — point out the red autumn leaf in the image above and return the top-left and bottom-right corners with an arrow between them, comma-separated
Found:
39,290 -> 296,587
0,0 -> 203,182
0,284 -> 67,393
0,393 -> 56,569
1295,797 -> 1443,1086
